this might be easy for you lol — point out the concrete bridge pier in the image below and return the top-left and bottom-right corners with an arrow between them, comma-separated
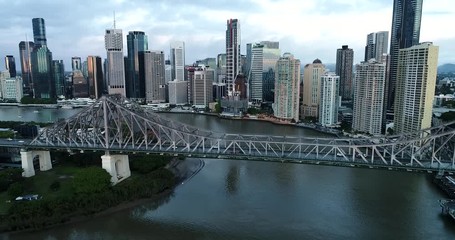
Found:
101,153 -> 131,185
20,150 -> 52,177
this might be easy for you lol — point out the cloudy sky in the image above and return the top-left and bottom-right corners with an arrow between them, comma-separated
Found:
0,0 -> 453,71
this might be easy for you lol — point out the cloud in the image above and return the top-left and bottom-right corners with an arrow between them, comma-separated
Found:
0,0 -> 453,72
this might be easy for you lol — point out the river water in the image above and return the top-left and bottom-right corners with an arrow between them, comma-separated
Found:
2,107 -> 455,239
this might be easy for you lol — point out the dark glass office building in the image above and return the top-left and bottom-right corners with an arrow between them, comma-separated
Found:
32,18 -> 47,47
5,55 -> 16,78
87,56 -> 104,99
52,60 -> 65,97
19,41 -> 34,94
126,31 -> 148,100
31,45 -> 55,98
386,0 -> 423,111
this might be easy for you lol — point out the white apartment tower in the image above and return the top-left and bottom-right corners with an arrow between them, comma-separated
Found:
170,41 -> 185,81
105,28 -> 126,96
302,59 -> 325,119
352,59 -> 386,135
273,53 -> 300,122
319,73 -> 340,127
394,42 -> 439,134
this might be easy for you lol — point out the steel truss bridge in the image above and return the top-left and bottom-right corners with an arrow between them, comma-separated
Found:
23,95 -> 455,171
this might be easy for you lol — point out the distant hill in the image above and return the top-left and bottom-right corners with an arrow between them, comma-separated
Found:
325,63 -> 336,72
438,64 -> 455,74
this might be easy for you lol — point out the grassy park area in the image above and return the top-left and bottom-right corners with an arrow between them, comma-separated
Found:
0,152 -> 176,231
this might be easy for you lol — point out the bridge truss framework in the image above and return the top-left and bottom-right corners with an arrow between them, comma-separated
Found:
27,95 -> 455,171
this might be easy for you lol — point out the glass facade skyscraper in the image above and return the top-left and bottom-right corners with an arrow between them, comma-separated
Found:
387,0 -> 423,111
249,41 -> 280,103
126,31 -> 148,99
32,18 -> 47,46
364,31 -> 389,62
5,55 -> 16,78
87,56 -> 104,99
31,45 -> 54,98
72,57 -> 82,71
52,60 -> 65,97
30,17 -> 55,99
170,41 -> 185,81
19,41 -> 34,94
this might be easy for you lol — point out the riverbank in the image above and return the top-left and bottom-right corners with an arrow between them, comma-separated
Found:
158,110 -> 341,137
1,157 -> 204,234
51,158 -> 204,227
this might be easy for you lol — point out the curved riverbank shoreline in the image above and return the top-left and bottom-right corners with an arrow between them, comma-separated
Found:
2,158 -> 205,235
158,111 -> 341,137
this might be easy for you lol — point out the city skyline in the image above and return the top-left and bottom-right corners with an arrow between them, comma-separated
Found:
0,0 -> 453,71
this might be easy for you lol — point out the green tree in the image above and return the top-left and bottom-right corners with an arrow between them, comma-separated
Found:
0,169 -> 23,192
440,85 -> 453,95
215,99 -> 222,113
7,182 -> 23,199
247,107 -> 262,115
130,155 -> 171,174
339,120 -> 352,132
72,167 -> 111,195
440,111 -> 455,122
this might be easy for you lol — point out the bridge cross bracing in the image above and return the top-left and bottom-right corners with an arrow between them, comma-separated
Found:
25,95 -> 455,171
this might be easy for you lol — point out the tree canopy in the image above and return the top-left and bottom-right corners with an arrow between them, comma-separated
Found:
72,167 -> 111,195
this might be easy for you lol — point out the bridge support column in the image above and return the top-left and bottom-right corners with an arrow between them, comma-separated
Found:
20,151 -> 35,177
20,150 -> 52,177
101,154 -> 131,185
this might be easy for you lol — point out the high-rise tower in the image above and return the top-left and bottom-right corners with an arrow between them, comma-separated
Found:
19,41 -> 34,94
335,45 -> 354,101
72,57 -> 82,71
364,31 -> 389,62
352,59 -> 386,135
226,19 -> 240,95
139,50 -> 166,103
31,45 -> 54,98
273,53 -> 300,122
170,41 -> 185,81
31,18 -> 54,99
126,31 -> 148,99
394,42 -> 438,134
302,59 -> 325,119
87,56 -> 104,99
387,0 -> 423,111
52,60 -> 65,97
105,28 -> 126,96
32,18 -> 47,47
4,55 -> 16,78
249,41 -> 280,103
319,73 -> 340,127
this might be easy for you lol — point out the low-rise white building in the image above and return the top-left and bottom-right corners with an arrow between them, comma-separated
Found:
0,71 -> 23,102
